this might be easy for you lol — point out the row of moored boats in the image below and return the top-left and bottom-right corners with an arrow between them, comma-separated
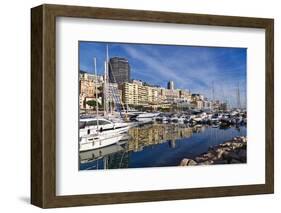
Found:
79,110 -> 246,152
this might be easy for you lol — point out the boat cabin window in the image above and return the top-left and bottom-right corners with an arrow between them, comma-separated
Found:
87,120 -> 98,126
79,121 -> 86,129
80,119 -> 111,127
98,120 -> 111,125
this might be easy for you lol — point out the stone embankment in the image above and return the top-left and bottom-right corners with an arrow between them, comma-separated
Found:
180,136 -> 247,166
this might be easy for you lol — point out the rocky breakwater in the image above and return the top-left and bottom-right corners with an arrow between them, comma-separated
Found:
180,136 -> 247,166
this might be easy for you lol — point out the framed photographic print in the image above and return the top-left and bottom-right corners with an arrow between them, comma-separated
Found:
31,4 -> 274,208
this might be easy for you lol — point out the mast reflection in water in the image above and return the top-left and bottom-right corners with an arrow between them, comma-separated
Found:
79,123 -> 246,170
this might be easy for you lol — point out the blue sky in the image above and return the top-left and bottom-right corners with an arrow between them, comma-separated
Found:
79,41 -> 247,108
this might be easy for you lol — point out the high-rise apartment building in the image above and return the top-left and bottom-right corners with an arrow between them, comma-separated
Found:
167,80 -> 175,90
108,57 -> 131,84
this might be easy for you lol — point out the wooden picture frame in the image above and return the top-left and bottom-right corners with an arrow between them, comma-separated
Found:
31,4 -> 274,208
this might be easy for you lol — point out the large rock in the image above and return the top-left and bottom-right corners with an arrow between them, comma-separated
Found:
198,160 -> 214,165
213,159 -> 228,164
232,142 -> 244,149
195,156 -> 206,162
237,149 -> 247,162
225,152 -> 241,161
203,152 -> 216,159
231,159 -> 243,164
180,158 -> 197,166
241,137 -> 247,143
187,159 -> 198,166
216,148 -> 231,159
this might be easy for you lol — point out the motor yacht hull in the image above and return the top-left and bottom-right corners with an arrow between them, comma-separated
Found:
79,133 -> 125,152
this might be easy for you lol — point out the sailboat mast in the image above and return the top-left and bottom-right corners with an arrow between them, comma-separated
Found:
105,44 -> 112,115
211,81 -> 215,110
237,82 -> 241,109
106,44 -> 109,63
103,61 -> 107,115
94,57 -> 99,129
221,85 -> 227,110
212,81 -> 215,102
103,44 -> 110,116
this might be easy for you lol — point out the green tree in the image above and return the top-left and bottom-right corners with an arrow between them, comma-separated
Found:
86,100 -> 98,109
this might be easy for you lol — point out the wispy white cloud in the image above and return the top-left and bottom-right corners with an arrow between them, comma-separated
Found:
122,45 -> 189,86
122,44 -> 246,107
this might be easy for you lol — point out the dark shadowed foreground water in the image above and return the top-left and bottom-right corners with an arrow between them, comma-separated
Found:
79,123 -> 246,170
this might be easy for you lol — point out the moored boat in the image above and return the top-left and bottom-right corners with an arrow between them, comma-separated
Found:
79,117 -> 131,137
136,112 -> 160,122
79,133 -> 126,152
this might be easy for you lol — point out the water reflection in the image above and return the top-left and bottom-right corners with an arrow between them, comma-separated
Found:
79,123 -> 246,170
127,123 -> 195,152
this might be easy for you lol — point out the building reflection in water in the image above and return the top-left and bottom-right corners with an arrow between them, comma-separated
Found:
79,123 -> 205,170
127,124 -> 196,152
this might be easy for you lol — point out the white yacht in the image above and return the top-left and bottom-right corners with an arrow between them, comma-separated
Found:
79,117 -> 130,137
170,115 -> 179,122
193,112 -> 208,122
136,112 -> 160,122
177,116 -> 186,123
210,113 -> 223,122
121,108 -> 144,117
80,143 -> 125,163
79,133 -> 126,152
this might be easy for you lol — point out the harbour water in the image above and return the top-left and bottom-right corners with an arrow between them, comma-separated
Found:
79,123 -> 246,170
